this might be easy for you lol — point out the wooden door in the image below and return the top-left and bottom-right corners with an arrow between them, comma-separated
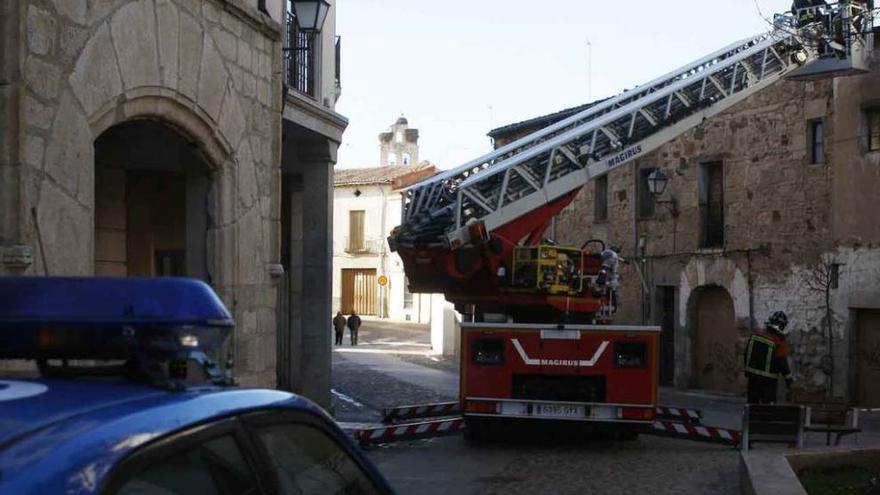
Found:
857,310 -> 880,407
694,287 -> 741,392
341,269 -> 376,315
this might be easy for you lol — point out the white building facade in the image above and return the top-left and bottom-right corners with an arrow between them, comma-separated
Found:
332,116 -> 440,322
332,168 -> 435,322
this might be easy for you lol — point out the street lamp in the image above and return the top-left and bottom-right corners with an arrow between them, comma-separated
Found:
647,169 -> 679,217
646,169 -> 669,196
291,0 -> 330,33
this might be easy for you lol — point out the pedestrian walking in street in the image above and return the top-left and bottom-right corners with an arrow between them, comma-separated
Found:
333,311 -> 346,346
744,311 -> 793,404
347,311 -> 362,346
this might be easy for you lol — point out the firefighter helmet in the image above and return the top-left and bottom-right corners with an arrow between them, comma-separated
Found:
768,310 -> 789,334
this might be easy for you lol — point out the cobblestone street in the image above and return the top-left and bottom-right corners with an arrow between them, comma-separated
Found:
331,319 -> 880,493
330,320 -> 744,494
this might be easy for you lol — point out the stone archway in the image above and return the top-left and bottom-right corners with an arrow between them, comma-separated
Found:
16,0 -> 282,387
690,285 -> 743,392
94,119 -> 213,279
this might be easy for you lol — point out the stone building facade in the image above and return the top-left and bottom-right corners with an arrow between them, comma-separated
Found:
489,51 -> 880,405
2,0 -> 347,406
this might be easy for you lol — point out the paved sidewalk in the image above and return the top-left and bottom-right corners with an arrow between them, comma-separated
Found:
659,387 -> 880,448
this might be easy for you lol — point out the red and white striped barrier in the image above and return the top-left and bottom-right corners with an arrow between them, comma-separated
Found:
649,420 -> 741,446
655,405 -> 703,424
382,402 -> 702,423
381,402 -> 461,423
356,417 -> 466,445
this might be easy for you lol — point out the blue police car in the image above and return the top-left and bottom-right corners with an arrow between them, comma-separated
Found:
0,277 -> 394,495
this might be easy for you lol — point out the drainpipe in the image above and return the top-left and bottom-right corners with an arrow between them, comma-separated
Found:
380,186 -> 388,318
747,248 -> 755,329
632,162 -> 647,324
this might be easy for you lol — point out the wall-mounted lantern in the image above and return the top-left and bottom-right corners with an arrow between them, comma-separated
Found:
291,0 -> 330,33
647,169 -> 679,217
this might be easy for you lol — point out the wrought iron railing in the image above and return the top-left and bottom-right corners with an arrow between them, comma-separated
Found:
284,12 -> 317,98
334,35 -> 341,91
341,237 -> 385,255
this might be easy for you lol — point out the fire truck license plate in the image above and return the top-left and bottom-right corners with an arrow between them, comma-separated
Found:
533,404 -> 586,418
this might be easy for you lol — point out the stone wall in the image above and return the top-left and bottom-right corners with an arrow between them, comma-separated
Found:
5,0 -> 284,386
548,64 -> 880,397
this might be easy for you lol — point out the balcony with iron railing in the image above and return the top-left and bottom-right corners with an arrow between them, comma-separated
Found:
340,237 -> 385,256
283,11 -> 317,98
283,11 -> 342,101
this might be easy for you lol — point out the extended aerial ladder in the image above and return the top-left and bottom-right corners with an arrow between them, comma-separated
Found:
389,2 -> 875,322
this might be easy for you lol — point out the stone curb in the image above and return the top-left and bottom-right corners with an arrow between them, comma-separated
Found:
740,446 -> 880,495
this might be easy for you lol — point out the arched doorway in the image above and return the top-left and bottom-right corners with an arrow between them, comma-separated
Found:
692,286 -> 742,392
93,120 -> 212,279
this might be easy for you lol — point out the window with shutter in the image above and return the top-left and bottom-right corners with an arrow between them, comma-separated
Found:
699,162 -> 724,248
809,119 -> 825,164
594,175 -> 608,221
348,210 -> 365,252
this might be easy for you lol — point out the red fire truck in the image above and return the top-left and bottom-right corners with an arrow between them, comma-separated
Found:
389,2 -> 872,438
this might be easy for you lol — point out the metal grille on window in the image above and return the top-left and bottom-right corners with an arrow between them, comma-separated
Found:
284,11 -> 317,97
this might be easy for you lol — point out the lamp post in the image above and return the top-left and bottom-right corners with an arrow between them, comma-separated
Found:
291,0 -> 330,33
647,169 -> 679,217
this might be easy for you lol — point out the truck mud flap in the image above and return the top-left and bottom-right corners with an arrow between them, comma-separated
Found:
648,420 -> 741,446
356,417 -> 466,446
381,402 -> 461,423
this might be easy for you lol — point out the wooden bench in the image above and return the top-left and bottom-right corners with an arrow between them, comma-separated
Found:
741,404 -> 805,451
802,398 -> 861,446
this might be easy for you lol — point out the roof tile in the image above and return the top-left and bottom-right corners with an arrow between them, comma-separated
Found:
334,162 -> 436,188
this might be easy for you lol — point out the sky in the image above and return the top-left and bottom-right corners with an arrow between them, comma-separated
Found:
334,0 -> 794,170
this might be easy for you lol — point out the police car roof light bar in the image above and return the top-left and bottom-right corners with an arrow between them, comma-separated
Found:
0,278 -> 235,388
0,277 -> 233,327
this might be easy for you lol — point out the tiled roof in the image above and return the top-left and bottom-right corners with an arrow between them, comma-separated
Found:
487,97 -> 610,139
334,162 -> 436,189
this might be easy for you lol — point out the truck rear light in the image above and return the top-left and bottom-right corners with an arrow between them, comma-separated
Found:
620,407 -> 654,420
472,338 -> 504,365
614,342 -> 646,368
465,401 -> 498,414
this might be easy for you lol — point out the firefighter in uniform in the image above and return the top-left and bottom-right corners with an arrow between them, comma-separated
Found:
744,311 -> 793,404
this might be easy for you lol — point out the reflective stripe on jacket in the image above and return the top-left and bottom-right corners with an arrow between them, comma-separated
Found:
745,334 -> 777,378
744,330 -> 793,380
